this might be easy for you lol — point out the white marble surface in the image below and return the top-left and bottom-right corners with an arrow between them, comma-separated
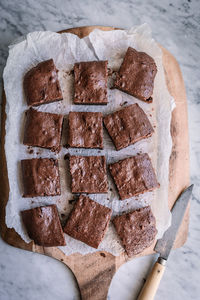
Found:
0,0 -> 199,299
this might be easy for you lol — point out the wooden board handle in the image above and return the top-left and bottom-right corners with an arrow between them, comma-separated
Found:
137,259 -> 166,300
58,251 -> 125,300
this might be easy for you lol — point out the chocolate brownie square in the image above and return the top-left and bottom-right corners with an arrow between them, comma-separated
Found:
24,59 -> 63,106
68,111 -> 103,149
114,47 -> 157,102
21,158 -> 61,197
109,154 -> 159,200
74,61 -> 108,104
113,206 -> 157,257
23,108 -> 63,153
104,104 -> 154,150
69,156 -> 108,193
64,195 -> 112,248
21,204 -> 66,247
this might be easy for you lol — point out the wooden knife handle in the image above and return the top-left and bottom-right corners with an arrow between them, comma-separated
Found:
137,258 -> 166,300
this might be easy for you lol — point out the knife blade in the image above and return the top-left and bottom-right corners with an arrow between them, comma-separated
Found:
137,184 -> 193,300
154,184 -> 193,261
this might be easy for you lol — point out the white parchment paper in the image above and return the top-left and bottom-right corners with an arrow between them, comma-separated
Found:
3,24 -> 173,256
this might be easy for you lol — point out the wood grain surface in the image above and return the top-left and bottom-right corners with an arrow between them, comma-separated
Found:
0,26 -> 190,300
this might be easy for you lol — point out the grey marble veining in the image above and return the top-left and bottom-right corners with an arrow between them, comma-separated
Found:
0,0 -> 200,299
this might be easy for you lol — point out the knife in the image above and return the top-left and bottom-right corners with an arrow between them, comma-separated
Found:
137,184 -> 193,300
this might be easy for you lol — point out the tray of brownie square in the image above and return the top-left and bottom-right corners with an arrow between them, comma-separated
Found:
0,26 -> 190,300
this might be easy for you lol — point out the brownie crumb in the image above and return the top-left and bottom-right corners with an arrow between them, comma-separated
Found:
120,101 -> 128,107
69,199 -> 76,204
107,68 -> 113,76
66,70 -> 74,76
100,252 -> 106,257
63,143 -> 70,148
64,153 -> 70,160
146,97 -> 153,103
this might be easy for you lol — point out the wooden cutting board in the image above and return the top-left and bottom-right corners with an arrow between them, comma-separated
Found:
0,26 -> 190,300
